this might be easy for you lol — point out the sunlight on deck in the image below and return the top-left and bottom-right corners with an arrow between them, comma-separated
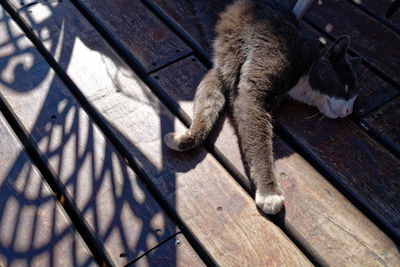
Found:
0,115 -> 94,266
68,37 -> 166,171
0,13 -> 64,130
0,3 -> 173,264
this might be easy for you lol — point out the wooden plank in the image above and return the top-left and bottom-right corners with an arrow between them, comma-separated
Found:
272,137 -> 400,266
151,56 -> 400,266
283,4 -> 400,238
352,64 -> 398,117
349,0 -> 400,28
132,234 -> 205,267
73,0 -> 192,72
149,0 -> 400,241
0,4 -> 180,265
149,0 -> 227,55
297,21 -> 398,117
362,96 -> 400,148
304,0 -> 400,86
0,113 -> 96,267
150,0 -> 398,117
276,100 -> 400,235
4,0 -> 312,265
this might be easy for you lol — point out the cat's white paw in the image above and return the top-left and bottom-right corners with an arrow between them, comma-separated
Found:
255,192 -> 284,215
164,132 -> 185,151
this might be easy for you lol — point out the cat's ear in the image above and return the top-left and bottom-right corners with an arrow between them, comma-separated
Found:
329,35 -> 350,59
349,57 -> 362,70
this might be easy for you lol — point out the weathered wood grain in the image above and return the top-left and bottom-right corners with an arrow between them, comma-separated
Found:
151,56 -> 400,266
273,137 -> 400,266
149,0 -> 400,239
73,61 -> 311,267
352,64 -> 398,117
149,0 -> 225,54
0,4 -> 179,265
4,0 -> 312,265
276,100 -> 400,235
297,21 -> 398,117
0,113 -> 96,267
305,0 -> 400,86
76,0 -> 192,73
150,0 -> 400,264
349,0 -> 400,28
132,234 -> 205,267
150,0 -> 399,117
282,8 -> 400,237
363,96 -> 400,148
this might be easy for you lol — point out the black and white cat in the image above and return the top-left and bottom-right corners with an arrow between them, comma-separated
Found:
164,0 -> 361,214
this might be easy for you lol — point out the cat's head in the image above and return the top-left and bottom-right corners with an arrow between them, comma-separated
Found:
309,35 -> 362,119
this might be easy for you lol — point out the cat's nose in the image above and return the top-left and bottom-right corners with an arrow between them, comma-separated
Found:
346,108 -> 353,115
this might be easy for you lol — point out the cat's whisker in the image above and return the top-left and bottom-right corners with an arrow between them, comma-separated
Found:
356,84 -> 368,92
356,62 -> 377,85
355,81 -> 365,87
318,114 -> 326,124
356,75 -> 366,85
358,86 -> 367,91
357,69 -> 369,81
357,62 -> 376,83
305,112 -> 320,120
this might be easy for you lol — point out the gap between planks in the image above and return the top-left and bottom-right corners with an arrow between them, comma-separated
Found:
0,2 -> 214,265
135,0 -> 400,244
302,16 -> 400,92
347,0 -> 400,35
6,0 -> 400,266
0,112 -> 97,266
301,15 -> 400,160
0,63 -> 113,266
72,0 -> 400,264
0,2 -> 184,266
65,1 -> 322,264
1,1 -> 311,266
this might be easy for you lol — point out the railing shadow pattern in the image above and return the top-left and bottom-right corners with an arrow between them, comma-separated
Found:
0,1 -> 184,266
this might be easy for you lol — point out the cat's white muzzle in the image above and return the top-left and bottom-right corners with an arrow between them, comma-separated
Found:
322,96 -> 356,119
288,75 -> 357,119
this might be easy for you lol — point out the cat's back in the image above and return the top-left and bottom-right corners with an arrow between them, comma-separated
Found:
215,0 -> 300,54
217,1 -> 297,36
214,0 -> 307,108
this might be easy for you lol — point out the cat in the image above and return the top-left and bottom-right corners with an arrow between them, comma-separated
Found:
164,0 -> 361,214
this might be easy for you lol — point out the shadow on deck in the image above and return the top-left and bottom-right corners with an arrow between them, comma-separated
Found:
0,0 -> 399,266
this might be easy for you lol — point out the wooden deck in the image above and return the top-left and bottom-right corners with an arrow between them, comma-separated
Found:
0,0 -> 399,266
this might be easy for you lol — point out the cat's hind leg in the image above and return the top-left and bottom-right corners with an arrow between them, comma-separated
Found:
233,96 -> 284,215
164,68 -> 225,151
234,56 -> 284,215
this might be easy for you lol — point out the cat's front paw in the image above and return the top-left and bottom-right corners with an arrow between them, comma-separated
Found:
255,192 -> 284,215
